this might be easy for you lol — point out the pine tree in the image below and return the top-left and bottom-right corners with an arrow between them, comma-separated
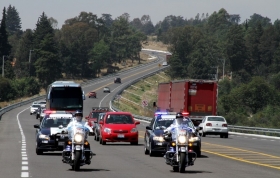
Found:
33,12 -> 61,88
6,5 -> 22,35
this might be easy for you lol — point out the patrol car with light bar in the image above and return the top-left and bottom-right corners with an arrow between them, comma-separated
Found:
144,112 -> 202,157
33,113 -> 73,155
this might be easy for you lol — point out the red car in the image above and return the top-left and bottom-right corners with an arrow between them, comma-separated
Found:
99,112 -> 140,145
86,107 -> 110,135
88,91 -> 96,98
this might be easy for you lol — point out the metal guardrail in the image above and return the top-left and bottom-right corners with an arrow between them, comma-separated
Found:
0,50 -> 161,120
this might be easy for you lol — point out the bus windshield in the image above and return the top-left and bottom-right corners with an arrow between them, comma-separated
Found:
48,87 -> 83,110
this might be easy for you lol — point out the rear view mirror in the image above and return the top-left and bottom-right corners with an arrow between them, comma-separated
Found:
34,124 -> 40,129
135,121 -> 140,125
146,126 -> 152,130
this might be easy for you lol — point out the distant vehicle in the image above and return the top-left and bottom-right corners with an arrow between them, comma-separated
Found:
166,53 -> 172,62
39,108 -> 46,122
30,104 -> 41,115
33,113 -> 73,155
85,107 -> 110,135
88,91 -> 96,98
38,101 -> 46,108
162,62 -> 168,66
35,106 -> 43,119
94,112 -> 106,141
114,77 -> 121,83
199,116 -> 228,138
103,87 -> 111,93
46,81 -> 85,111
98,112 -> 140,145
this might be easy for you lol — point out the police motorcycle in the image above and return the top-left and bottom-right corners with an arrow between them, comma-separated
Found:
163,114 -> 197,173
62,118 -> 94,171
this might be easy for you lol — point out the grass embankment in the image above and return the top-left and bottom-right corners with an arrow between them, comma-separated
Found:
112,71 -> 171,118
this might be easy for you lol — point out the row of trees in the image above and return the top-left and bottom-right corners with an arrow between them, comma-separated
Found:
162,9 -> 280,128
0,6 -> 148,101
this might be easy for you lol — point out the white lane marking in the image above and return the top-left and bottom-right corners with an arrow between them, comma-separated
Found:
17,107 -> 30,177
21,172 -> 29,177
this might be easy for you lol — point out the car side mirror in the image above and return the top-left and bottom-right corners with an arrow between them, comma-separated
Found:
146,126 -> 152,130
94,121 -> 97,123
99,121 -> 104,125
34,124 -> 40,129
135,121 -> 140,125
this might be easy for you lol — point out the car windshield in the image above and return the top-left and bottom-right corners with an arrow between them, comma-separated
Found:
207,117 -> 225,122
91,112 -> 101,118
41,118 -> 71,128
154,117 -> 174,129
106,114 -> 134,124
32,105 -> 40,108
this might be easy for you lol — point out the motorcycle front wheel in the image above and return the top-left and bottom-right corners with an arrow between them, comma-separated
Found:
179,152 -> 186,173
73,151 -> 81,171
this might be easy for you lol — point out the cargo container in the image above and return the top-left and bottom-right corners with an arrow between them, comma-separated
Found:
156,79 -> 218,125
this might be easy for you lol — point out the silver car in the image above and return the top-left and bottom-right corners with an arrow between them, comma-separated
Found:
94,113 -> 106,141
103,87 -> 111,93
199,116 -> 228,138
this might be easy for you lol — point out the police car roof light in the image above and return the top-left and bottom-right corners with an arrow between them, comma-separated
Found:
155,111 -> 177,116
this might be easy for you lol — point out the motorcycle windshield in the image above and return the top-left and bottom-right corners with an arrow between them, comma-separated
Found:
67,122 -> 87,139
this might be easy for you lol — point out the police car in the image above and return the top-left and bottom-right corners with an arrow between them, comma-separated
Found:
144,112 -> 202,157
33,113 -> 73,155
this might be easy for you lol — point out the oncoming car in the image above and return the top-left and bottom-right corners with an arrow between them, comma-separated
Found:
99,112 -> 140,145
33,113 -> 73,155
144,114 -> 175,156
89,91 -> 96,98
199,116 -> 228,138
145,112 -> 202,157
30,104 -> 41,115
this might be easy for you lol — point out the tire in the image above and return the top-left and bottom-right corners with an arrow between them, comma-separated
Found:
149,142 -> 155,157
99,137 -> 102,144
224,133 -> 228,138
202,131 -> 206,137
196,148 -> 201,157
144,143 -> 149,155
130,141 -> 138,145
96,133 -> 100,141
179,152 -> 186,173
220,134 -> 224,138
173,166 -> 179,172
74,151 -> 81,171
30,113 -> 32,115
36,148 -> 43,155
102,139 -> 106,145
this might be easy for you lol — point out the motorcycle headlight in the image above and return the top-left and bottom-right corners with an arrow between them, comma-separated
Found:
189,136 -> 199,142
39,134 -> 50,140
131,128 -> 138,133
104,127 -> 111,134
153,136 -> 164,142
178,135 -> 187,144
74,133 -> 83,143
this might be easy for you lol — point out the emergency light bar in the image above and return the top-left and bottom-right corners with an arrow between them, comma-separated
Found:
155,112 -> 177,115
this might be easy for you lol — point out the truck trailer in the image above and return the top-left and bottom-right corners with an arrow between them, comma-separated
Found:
156,79 -> 218,125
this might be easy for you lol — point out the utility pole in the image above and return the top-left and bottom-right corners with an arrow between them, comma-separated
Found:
2,55 -> 8,78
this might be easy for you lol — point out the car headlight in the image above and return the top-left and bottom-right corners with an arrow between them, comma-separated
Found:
153,136 -> 164,142
189,136 -> 199,142
178,135 -> 187,144
131,128 -> 138,133
39,134 -> 50,140
104,127 -> 111,134
74,133 -> 83,143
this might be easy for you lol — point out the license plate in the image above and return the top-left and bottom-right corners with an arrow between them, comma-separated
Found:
75,145 -> 81,150
42,140 -> 48,143
180,147 -> 187,152
156,142 -> 163,146
118,134 -> 124,138
58,142 -> 64,146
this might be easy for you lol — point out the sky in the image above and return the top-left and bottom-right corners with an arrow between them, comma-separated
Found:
0,0 -> 279,30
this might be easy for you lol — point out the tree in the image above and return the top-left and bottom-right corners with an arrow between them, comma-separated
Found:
14,29 -> 34,78
6,5 -> 22,35
0,7 -> 12,78
33,12 -> 61,88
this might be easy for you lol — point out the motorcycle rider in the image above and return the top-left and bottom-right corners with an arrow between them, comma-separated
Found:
63,110 -> 93,164
164,112 -> 196,165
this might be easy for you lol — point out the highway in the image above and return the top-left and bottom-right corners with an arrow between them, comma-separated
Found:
0,51 -> 280,178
